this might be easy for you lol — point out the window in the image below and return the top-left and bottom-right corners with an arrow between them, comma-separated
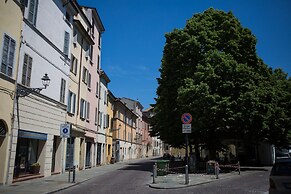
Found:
70,55 -> 77,74
63,31 -> 70,56
85,43 -> 89,58
82,67 -> 88,83
1,34 -> 16,77
82,67 -> 91,89
88,72 -> 91,89
21,54 -> 32,86
67,90 -> 76,114
73,29 -> 77,45
98,31 -> 101,48
95,108 -> 98,125
103,114 -> 106,128
80,99 -> 86,119
97,55 -> 100,71
80,98 -> 89,120
89,45 -> 93,61
65,11 -> 71,22
91,19 -> 95,36
28,0 -> 38,25
104,90 -> 107,104
106,114 -> 110,128
99,111 -> 103,126
96,82 -> 99,97
60,78 -> 66,103
87,102 -> 90,120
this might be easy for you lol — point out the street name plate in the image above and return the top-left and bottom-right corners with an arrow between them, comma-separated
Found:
182,124 -> 192,133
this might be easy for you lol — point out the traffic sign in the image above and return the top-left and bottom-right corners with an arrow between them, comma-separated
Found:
181,113 -> 192,124
182,124 -> 192,133
60,123 -> 70,138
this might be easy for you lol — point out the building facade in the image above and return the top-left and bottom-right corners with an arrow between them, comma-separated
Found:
7,0 -> 76,184
97,70 -> 110,165
0,0 -> 23,185
120,98 -> 143,158
112,99 -> 137,162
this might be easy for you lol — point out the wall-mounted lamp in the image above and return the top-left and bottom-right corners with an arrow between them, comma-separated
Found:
17,73 -> 51,98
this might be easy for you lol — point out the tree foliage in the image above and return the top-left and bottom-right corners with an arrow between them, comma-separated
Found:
152,8 -> 291,154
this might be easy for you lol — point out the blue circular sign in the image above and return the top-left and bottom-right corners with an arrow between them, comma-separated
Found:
63,128 -> 68,134
181,113 -> 192,124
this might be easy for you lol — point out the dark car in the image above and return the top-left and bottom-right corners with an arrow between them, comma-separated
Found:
269,158 -> 291,194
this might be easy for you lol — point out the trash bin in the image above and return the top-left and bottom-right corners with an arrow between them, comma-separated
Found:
206,160 -> 216,174
156,160 -> 169,176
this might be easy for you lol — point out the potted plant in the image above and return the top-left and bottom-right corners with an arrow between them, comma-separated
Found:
30,163 -> 40,174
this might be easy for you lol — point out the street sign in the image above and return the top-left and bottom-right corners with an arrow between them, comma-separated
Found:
60,123 -> 70,138
182,124 -> 192,133
181,113 -> 192,124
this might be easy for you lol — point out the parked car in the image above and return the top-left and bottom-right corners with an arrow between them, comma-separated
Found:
269,158 -> 291,194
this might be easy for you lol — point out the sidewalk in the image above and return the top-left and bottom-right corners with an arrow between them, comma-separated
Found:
0,159 -> 134,194
149,166 -> 271,189
0,158 -> 270,194
149,171 -> 242,189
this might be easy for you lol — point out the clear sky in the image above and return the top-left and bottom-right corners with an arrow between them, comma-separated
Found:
79,0 -> 291,109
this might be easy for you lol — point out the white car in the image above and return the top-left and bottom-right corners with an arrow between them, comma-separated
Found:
269,158 -> 291,194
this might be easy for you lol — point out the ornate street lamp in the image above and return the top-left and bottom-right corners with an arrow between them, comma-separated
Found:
17,73 -> 50,98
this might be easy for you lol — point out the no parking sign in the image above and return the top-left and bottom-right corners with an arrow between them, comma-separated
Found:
60,123 -> 70,138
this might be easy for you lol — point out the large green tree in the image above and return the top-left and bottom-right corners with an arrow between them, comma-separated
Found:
152,8 -> 291,158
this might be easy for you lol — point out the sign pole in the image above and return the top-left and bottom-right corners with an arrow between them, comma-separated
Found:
185,133 -> 189,166
181,113 -> 192,169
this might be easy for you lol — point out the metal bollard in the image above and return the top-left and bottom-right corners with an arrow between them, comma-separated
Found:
185,165 -> 189,185
238,161 -> 240,175
153,164 -> 156,183
72,165 -> 76,183
68,167 -> 71,183
215,162 -> 219,179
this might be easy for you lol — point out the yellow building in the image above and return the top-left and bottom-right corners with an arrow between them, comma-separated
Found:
112,99 -> 137,162
106,91 -> 115,163
0,0 -> 23,185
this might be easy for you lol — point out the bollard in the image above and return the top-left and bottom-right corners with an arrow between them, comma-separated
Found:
153,164 -> 156,184
68,167 -> 71,183
155,162 -> 157,178
72,165 -> 76,183
185,165 -> 189,185
215,162 -> 219,179
238,161 -> 240,175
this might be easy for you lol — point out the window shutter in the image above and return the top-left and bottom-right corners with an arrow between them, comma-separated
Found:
22,54 -> 28,85
87,102 -> 90,120
63,31 -> 70,56
80,99 -> 84,118
88,73 -> 91,88
67,91 -> 71,112
72,93 -> 76,114
1,35 -> 15,77
60,78 -> 66,103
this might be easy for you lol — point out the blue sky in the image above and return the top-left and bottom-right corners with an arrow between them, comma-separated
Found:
79,0 -> 291,109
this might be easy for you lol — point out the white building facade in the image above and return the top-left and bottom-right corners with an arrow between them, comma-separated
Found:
7,0 -> 76,183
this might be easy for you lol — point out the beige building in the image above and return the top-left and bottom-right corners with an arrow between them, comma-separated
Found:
112,99 -> 137,162
0,0 -> 23,185
66,1 -> 94,170
106,90 -> 115,163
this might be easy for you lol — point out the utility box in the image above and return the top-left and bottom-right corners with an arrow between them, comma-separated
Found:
156,160 -> 169,176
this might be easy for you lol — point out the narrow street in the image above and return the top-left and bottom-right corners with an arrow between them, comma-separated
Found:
55,158 -> 270,194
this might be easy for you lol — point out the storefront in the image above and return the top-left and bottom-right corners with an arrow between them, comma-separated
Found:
14,130 -> 47,178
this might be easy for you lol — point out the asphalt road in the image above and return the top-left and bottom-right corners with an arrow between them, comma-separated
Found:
55,159 -> 270,194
